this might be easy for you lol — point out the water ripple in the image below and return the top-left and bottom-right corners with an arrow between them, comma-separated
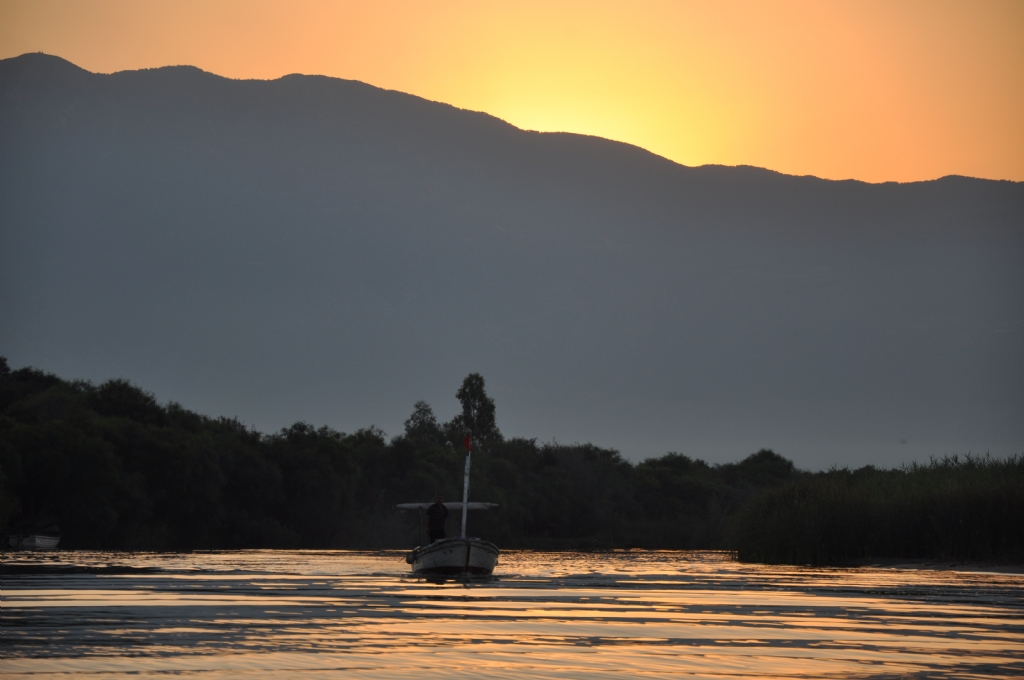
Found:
2,550 -> 1022,678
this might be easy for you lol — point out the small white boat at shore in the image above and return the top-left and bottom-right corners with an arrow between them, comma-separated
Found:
8,531 -> 61,550
398,435 -> 499,577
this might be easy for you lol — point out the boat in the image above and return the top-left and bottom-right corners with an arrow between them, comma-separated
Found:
404,535 -> 499,576
398,434 -> 499,577
9,532 -> 61,550
6,521 -> 61,550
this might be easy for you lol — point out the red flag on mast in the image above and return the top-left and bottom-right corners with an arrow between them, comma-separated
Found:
463,433 -> 472,452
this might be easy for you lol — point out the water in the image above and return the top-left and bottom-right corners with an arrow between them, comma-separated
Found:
2,550 -> 1022,678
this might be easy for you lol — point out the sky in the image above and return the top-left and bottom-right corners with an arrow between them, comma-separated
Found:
1,0 -> 1022,184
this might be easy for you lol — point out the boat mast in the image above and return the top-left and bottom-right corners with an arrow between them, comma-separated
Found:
461,432 -> 472,539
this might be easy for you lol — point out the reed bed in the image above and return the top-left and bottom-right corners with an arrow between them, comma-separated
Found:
732,454 -> 1024,564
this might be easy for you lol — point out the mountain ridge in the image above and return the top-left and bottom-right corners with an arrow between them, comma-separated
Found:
5,52 -> 1013,187
1,52 -> 1021,466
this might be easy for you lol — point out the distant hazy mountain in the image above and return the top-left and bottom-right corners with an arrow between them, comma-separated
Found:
2,53 -> 1022,467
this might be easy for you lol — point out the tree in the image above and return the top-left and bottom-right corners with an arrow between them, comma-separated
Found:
403,400 -> 442,444
449,373 -> 502,444
89,379 -> 165,425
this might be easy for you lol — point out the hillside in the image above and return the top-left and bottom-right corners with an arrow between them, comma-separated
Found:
1,53 -> 1022,465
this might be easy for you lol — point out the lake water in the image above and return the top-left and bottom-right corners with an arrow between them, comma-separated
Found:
2,550 -> 1022,678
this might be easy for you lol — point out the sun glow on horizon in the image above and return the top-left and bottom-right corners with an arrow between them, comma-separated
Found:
1,0 -> 1022,183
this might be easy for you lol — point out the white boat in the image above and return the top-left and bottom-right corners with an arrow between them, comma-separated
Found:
405,536 -> 499,576
8,532 -> 61,550
6,518 -> 61,550
398,435 -> 499,577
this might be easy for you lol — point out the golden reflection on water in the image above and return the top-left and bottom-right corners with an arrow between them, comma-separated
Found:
2,550 -> 1022,679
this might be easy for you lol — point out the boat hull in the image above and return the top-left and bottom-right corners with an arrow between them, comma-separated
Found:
406,537 -> 499,576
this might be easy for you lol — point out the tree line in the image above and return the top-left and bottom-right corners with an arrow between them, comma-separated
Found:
1,357 -> 1020,563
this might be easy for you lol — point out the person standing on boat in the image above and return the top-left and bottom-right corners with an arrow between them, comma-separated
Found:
426,493 -> 448,543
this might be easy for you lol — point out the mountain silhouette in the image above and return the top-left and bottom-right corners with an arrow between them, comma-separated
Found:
2,53 -> 1021,466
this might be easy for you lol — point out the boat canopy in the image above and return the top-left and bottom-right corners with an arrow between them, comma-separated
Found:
396,502 -> 498,511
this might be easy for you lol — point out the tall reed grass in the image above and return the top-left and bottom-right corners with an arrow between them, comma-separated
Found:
732,454 -> 1024,564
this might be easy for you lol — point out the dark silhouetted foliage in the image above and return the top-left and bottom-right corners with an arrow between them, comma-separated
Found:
733,456 -> 1024,564
403,401 -> 443,446
448,373 -> 502,444
0,358 -> 1020,563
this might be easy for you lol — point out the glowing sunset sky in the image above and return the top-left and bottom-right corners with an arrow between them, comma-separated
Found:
2,0 -> 1022,182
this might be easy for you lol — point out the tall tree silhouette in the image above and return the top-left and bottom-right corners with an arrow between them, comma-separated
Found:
450,373 -> 502,444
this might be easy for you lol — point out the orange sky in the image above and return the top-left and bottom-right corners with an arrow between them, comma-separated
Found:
2,0 -> 1022,182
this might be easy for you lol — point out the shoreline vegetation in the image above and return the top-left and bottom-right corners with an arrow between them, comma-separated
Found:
1,357 -> 1021,564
